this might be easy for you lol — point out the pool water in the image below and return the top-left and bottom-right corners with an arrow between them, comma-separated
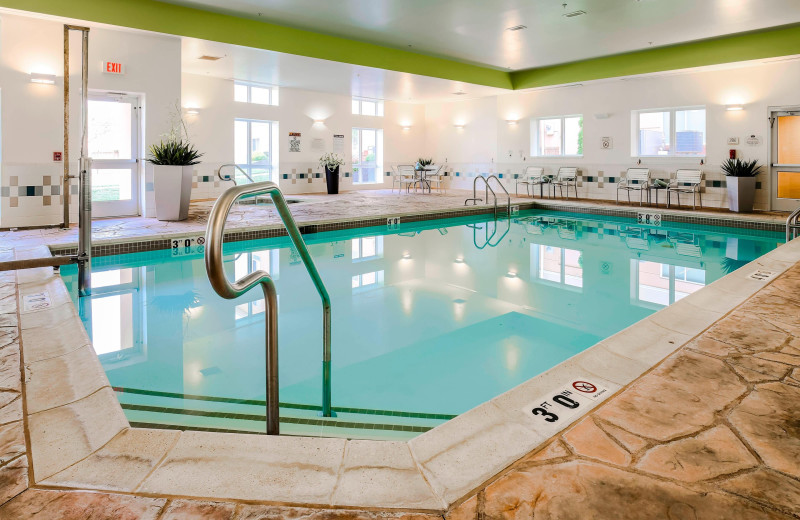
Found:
61,211 -> 783,439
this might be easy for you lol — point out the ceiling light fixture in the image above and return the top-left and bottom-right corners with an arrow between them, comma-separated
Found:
30,72 -> 56,85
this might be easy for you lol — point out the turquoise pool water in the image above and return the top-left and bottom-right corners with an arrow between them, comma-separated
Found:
61,211 -> 783,439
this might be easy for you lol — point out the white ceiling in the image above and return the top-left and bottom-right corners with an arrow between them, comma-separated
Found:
165,0 -> 800,70
181,38 -> 508,103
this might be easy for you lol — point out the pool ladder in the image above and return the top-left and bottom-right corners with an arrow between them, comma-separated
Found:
465,175 -> 511,218
787,205 -> 800,242
204,181 -> 332,435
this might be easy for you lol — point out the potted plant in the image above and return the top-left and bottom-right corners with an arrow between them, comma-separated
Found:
416,158 -> 433,171
319,152 -> 345,194
721,158 -> 761,213
148,104 -> 203,221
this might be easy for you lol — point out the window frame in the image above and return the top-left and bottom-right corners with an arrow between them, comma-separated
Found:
530,114 -> 584,158
235,118 -> 279,183
632,106 -> 706,158
631,259 -> 706,309
529,243 -> 583,292
234,81 -> 279,106
351,127 -> 384,185
352,97 -> 384,117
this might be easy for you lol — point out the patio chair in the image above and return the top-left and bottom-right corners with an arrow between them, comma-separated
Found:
667,169 -> 704,209
617,168 -> 651,206
619,226 -> 650,251
516,166 -> 546,198
668,232 -> 702,257
392,164 -> 417,194
550,167 -> 578,198
426,164 -> 446,194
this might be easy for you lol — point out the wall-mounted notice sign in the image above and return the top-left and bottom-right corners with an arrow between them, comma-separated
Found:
103,61 -> 125,75
289,132 -> 301,152
333,134 -> 345,154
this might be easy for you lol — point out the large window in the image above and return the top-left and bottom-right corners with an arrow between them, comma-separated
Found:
352,270 -> 384,291
233,249 -> 280,320
632,260 -> 705,307
634,107 -> 706,157
352,128 -> 383,184
234,81 -> 279,106
531,115 -> 583,157
352,236 -> 384,262
352,97 -> 384,116
530,244 -> 583,289
235,119 -> 278,182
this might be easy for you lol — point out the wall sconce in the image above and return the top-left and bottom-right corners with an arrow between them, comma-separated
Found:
454,124 -> 465,129
726,104 -> 744,112
402,125 -> 411,131
454,257 -> 465,264
402,252 -> 412,260
505,270 -> 518,279
506,120 -> 519,126
314,119 -> 325,124
594,113 -> 611,120
30,72 -> 56,85
185,108 -> 201,115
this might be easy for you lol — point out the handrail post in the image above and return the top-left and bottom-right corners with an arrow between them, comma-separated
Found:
205,181 -> 334,434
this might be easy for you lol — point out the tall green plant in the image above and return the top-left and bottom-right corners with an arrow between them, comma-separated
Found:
147,101 -> 203,166
720,158 -> 761,177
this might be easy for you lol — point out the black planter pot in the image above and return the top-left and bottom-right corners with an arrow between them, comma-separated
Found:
325,166 -> 340,194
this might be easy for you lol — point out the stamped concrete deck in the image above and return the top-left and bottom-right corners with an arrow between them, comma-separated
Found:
0,195 -> 797,518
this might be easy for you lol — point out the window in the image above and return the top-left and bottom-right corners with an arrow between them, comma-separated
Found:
531,115 -> 583,157
530,244 -> 583,288
633,260 -> 706,307
352,97 -> 384,116
234,81 -> 279,106
235,119 -> 278,183
352,128 -> 383,184
634,107 -> 705,157
85,268 -> 144,360
233,249 -> 279,320
352,236 -> 384,262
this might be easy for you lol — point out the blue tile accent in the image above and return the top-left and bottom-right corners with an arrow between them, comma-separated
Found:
455,171 -> 461,177
0,187 -> 8,197
282,174 -> 289,180
145,182 -> 154,192
498,173 -> 504,179
315,173 -> 321,178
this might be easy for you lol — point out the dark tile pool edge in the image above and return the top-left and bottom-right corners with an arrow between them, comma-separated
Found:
48,201 -> 785,258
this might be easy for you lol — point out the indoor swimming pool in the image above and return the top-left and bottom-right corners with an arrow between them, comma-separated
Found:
61,211 -> 784,439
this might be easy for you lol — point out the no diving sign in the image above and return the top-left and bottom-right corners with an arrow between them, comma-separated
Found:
23,291 -> 52,312
525,378 -> 609,426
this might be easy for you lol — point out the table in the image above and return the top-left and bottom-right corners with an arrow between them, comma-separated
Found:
412,167 -> 436,194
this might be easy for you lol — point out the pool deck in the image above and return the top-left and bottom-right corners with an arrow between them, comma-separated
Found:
0,194 -> 798,518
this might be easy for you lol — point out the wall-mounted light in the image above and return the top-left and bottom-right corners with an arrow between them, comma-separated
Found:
30,72 -> 56,85
454,257 -> 465,264
506,270 -> 518,279
185,108 -> 201,115
506,120 -> 519,126
454,123 -> 465,129
402,252 -> 412,260
314,119 -> 325,124
594,113 -> 611,120
402,125 -> 411,131
726,104 -> 744,112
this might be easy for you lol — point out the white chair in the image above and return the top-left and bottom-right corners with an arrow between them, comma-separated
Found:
667,169 -> 704,209
392,164 -> 417,193
550,167 -> 578,198
617,168 -> 651,206
425,164 -> 446,194
516,166 -> 546,198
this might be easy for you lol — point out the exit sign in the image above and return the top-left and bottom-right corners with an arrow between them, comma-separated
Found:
103,61 -> 124,75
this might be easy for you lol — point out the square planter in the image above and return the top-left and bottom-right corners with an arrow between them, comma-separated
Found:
154,165 -> 193,221
726,176 -> 756,213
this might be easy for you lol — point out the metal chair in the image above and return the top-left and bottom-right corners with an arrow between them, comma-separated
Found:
425,164 -> 446,194
667,169 -> 704,209
392,164 -> 417,193
516,166 -> 546,198
617,168 -> 651,206
550,167 -> 578,198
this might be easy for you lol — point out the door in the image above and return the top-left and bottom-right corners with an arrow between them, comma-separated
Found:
88,94 -> 140,217
770,110 -> 800,211
352,128 -> 382,184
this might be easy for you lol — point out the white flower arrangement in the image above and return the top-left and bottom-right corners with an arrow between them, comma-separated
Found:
319,152 -> 345,171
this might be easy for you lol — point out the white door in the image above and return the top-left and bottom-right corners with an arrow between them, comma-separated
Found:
88,94 -> 140,217
770,110 -> 800,212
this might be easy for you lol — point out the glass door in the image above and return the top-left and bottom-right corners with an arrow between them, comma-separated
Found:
88,94 -> 140,217
770,110 -> 800,211
352,128 -> 382,184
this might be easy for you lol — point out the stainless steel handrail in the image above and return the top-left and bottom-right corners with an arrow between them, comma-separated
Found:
205,181 -> 333,435
465,175 -> 511,218
217,163 -> 255,185
486,175 -> 511,217
788,205 -> 800,242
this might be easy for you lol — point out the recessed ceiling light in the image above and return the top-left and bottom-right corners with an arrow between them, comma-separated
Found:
198,55 -> 224,61
563,10 -> 587,17
506,25 -> 527,31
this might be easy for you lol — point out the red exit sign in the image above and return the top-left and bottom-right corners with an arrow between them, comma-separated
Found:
103,61 -> 124,75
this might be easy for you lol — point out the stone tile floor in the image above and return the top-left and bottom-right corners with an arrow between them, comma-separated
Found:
0,190 -> 786,251
1,256 -> 798,517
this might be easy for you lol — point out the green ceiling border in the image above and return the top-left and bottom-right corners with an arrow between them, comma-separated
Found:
3,1 -> 800,93
511,23 -> 800,90
0,0 -> 513,89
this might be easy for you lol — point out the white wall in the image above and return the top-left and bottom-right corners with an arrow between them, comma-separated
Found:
425,60 -> 800,210
182,73 -> 426,197
0,13 -> 180,227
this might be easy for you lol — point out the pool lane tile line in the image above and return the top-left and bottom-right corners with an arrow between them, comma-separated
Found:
123,404 -> 433,433
113,386 -> 457,421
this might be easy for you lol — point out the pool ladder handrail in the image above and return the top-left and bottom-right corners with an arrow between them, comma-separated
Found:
204,181 -> 332,435
467,217 -> 511,249
217,163 -> 253,185
787,205 -> 800,242
465,175 -> 511,218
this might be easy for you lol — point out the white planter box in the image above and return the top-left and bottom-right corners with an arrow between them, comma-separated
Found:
726,176 -> 756,213
153,165 -> 193,221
